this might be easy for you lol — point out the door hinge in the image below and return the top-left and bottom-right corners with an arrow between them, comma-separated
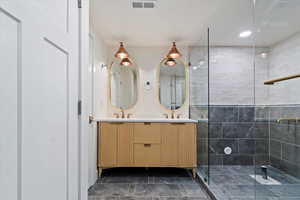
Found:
78,0 -> 82,8
78,100 -> 82,115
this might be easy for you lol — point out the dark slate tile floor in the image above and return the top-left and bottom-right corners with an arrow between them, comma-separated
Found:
198,165 -> 300,200
89,168 -> 211,200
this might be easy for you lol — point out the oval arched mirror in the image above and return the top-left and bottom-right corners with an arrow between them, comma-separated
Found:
109,59 -> 138,110
158,58 -> 187,110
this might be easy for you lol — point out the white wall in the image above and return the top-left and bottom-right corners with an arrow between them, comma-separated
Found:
106,46 -> 190,118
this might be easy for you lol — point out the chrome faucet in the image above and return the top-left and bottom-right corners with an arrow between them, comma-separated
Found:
163,113 -> 169,119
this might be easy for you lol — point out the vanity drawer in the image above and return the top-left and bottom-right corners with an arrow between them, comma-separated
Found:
133,123 -> 161,143
134,143 -> 161,166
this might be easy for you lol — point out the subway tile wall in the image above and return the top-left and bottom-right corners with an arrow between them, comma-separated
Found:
189,46 -> 269,106
268,32 -> 300,105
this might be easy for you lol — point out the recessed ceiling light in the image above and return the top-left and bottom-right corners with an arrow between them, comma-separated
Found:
239,30 -> 252,38
193,66 -> 198,70
261,52 -> 268,58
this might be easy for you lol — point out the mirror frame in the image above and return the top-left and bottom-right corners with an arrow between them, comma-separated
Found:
157,57 -> 189,112
108,60 -> 140,111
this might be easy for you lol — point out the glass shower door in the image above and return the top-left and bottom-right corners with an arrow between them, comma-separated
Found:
189,28 -> 210,183
204,1 -> 257,199
254,0 -> 300,199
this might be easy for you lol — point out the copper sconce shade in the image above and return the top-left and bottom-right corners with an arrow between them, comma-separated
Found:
120,57 -> 132,67
164,57 -> 177,66
114,42 -> 129,59
167,42 -> 182,59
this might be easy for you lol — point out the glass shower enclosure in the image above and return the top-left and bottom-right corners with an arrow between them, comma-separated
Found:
254,1 -> 300,198
190,0 -> 300,199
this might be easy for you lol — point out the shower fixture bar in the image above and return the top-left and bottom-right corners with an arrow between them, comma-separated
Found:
277,118 -> 299,123
264,74 -> 300,85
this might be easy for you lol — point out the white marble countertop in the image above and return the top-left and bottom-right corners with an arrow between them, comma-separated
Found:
94,118 -> 198,123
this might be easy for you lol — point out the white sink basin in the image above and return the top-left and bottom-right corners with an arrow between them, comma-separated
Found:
95,118 -> 198,123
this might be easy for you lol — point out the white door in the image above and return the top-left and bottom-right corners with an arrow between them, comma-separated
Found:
0,1 -> 82,200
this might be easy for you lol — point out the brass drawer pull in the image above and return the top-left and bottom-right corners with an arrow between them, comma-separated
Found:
110,122 -> 124,124
144,122 -> 151,125
144,144 -> 151,147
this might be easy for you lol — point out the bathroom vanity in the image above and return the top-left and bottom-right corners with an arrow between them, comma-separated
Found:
96,47 -> 198,177
97,119 -> 197,178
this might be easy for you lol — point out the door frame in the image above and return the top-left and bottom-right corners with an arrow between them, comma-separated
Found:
79,0 -> 90,199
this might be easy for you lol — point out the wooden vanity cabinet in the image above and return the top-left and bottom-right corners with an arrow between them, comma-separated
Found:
99,122 -> 133,167
98,122 -> 197,177
99,123 -> 118,167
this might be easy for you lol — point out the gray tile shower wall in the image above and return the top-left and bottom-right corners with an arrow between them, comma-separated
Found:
192,105 -> 300,179
267,106 -> 300,179
192,105 -> 270,166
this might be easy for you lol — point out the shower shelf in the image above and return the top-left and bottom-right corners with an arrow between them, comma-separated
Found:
264,73 -> 300,85
277,118 -> 299,123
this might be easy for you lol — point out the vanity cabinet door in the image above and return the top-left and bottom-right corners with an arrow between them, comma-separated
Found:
161,124 -> 179,166
117,123 -> 133,166
99,123 -> 118,167
178,123 -> 197,167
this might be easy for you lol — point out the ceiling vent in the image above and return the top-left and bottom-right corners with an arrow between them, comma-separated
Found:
132,0 -> 156,8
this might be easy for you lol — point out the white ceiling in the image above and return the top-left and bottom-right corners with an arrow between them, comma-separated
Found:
90,0 -> 300,47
